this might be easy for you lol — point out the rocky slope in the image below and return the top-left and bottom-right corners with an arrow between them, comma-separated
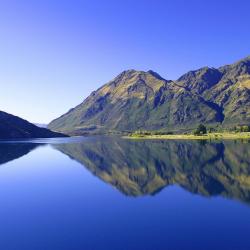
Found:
48,56 -> 250,135
0,111 -> 66,139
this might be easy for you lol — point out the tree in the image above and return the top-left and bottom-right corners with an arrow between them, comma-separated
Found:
194,124 -> 207,135
241,125 -> 250,132
234,125 -> 250,132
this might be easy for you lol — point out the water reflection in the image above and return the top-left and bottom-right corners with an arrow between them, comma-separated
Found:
0,143 -> 41,165
54,137 -> 250,203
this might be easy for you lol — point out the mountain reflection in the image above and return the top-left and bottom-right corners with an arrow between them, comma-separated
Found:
54,137 -> 250,203
0,143 -> 40,165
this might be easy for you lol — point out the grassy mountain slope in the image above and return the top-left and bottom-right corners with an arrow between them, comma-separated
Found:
49,56 -> 250,135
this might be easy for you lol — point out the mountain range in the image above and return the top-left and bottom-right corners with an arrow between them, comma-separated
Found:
48,56 -> 250,135
0,111 -> 66,139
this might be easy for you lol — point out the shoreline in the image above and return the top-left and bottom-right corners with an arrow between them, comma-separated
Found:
124,132 -> 250,140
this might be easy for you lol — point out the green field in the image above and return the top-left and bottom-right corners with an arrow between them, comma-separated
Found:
125,132 -> 250,140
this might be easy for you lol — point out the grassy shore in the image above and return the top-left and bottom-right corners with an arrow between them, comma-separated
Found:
125,132 -> 250,140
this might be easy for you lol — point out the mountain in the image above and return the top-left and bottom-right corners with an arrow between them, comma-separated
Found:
54,137 -> 250,203
34,123 -> 47,128
0,111 -> 67,139
48,56 -> 250,135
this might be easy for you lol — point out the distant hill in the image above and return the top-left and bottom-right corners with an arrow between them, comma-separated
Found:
0,111 -> 66,139
48,56 -> 250,135
34,123 -> 47,128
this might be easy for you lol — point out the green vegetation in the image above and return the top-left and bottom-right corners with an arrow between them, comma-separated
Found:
233,125 -> 250,132
127,124 -> 250,140
127,132 -> 250,140
193,124 -> 207,135
132,130 -> 174,136
48,56 -> 250,135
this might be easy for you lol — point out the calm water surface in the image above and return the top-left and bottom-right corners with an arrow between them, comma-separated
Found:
0,136 -> 250,250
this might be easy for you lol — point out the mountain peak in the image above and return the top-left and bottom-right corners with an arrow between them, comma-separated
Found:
219,55 -> 250,77
147,70 -> 166,81
177,67 -> 222,94
177,66 -> 217,81
112,69 -> 140,83
120,69 -> 137,75
97,69 -> 168,101
236,55 -> 250,63
112,69 -> 167,84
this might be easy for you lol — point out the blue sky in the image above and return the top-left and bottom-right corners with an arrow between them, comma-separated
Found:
0,0 -> 249,123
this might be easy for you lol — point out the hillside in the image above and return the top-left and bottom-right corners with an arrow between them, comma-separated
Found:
0,111 -> 66,139
48,56 -> 250,135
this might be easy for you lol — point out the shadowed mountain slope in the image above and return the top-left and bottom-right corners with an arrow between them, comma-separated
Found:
0,111 -> 67,139
49,56 -> 250,135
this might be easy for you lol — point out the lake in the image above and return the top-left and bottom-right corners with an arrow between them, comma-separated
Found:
0,136 -> 249,250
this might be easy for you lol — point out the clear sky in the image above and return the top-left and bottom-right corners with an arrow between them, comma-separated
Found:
0,0 -> 249,123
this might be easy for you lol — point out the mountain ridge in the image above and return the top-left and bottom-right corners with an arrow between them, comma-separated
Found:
48,56 -> 250,135
0,111 -> 67,139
